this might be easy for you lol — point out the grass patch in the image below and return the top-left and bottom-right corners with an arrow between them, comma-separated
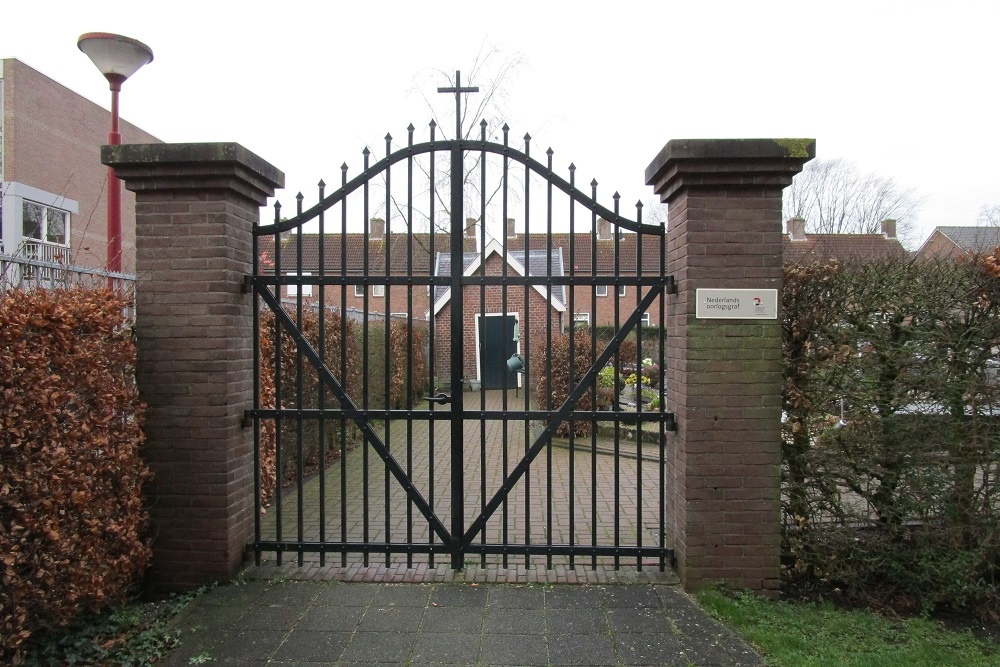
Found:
19,586 -> 210,666
698,588 -> 998,667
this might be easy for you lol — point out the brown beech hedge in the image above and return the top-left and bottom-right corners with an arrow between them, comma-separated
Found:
257,308 -> 427,508
0,288 -> 150,661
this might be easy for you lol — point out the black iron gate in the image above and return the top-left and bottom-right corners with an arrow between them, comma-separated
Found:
248,74 -> 676,571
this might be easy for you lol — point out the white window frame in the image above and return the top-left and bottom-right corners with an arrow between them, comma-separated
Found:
22,200 -> 71,246
286,272 -> 313,297
372,284 -> 386,298
354,284 -> 365,298
640,313 -> 651,327
596,285 -> 609,297
618,285 -> 627,297
1,182 -> 78,256
573,312 -> 590,326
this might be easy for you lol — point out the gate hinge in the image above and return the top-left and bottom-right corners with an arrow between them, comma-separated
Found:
241,274 -> 253,294
665,275 -> 677,295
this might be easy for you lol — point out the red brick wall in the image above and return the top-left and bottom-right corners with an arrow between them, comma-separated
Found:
105,142 -> 283,592
646,138 -> 813,593
2,58 -> 161,273
915,231 -> 963,261
279,283 -> 433,320
567,284 -> 664,327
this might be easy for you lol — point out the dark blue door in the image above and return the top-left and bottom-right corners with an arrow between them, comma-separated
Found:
480,315 -> 517,390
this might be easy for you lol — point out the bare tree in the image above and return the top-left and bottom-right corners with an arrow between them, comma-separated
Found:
977,203 -> 1000,226
783,158 -> 923,240
644,198 -> 669,226
377,44 -> 527,240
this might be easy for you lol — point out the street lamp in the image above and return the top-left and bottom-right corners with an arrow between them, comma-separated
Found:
77,32 -> 153,277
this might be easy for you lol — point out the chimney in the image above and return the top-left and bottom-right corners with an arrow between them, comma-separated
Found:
369,217 -> 385,239
506,218 -> 516,238
881,219 -> 897,239
786,217 -> 807,241
597,218 -> 612,240
465,217 -> 477,238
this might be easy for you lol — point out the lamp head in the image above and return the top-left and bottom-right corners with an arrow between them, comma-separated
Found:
78,32 -> 153,89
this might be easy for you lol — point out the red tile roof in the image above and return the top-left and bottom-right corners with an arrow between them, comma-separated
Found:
782,234 -> 908,264
260,231 -> 664,275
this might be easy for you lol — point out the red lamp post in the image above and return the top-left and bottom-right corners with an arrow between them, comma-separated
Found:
77,32 -> 153,277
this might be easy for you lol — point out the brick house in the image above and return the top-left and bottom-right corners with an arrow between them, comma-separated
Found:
0,58 -> 160,275
782,216 -> 908,263
914,226 -> 1000,261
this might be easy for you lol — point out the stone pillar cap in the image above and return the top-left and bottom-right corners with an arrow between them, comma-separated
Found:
646,138 -> 815,203
102,142 -> 285,206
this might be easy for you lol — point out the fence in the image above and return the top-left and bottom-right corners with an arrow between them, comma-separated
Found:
0,252 -> 135,293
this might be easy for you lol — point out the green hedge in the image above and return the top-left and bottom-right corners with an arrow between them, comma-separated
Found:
782,254 -> 1000,613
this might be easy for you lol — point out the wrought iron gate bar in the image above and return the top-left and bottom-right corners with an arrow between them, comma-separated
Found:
255,140 -> 660,237
316,179 -> 327,566
405,123 -> 417,569
255,275 -> 671,289
255,540 -> 668,558
295,193 -> 306,566
250,408 -> 674,425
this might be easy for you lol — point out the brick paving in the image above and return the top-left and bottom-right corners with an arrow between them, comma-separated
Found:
162,581 -> 765,666
252,389 -> 673,582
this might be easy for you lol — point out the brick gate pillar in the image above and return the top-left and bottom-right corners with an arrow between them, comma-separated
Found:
645,139 -> 814,592
102,143 -> 284,592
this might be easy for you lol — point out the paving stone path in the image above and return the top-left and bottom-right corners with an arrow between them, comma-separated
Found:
162,580 -> 765,666
175,391 -> 768,665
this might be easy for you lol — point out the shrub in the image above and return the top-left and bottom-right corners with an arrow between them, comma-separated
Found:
781,254 -> 1000,613
256,309 -> 426,505
0,288 -> 150,661
258,307 -> 361,504
533,328 -> 645,437
388,319 -> 427,409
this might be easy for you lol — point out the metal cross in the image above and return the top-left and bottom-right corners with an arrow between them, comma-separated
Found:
437,70 -> 479,140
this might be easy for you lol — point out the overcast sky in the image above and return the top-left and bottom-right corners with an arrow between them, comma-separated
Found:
5,0 -> 998,248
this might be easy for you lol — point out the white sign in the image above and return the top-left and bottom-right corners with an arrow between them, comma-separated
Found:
696,288 -> 778,320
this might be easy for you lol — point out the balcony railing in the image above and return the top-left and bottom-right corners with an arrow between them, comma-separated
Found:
21,239 -> 70,265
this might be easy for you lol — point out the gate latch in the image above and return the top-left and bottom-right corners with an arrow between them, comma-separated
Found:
427,393 -> 452,405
